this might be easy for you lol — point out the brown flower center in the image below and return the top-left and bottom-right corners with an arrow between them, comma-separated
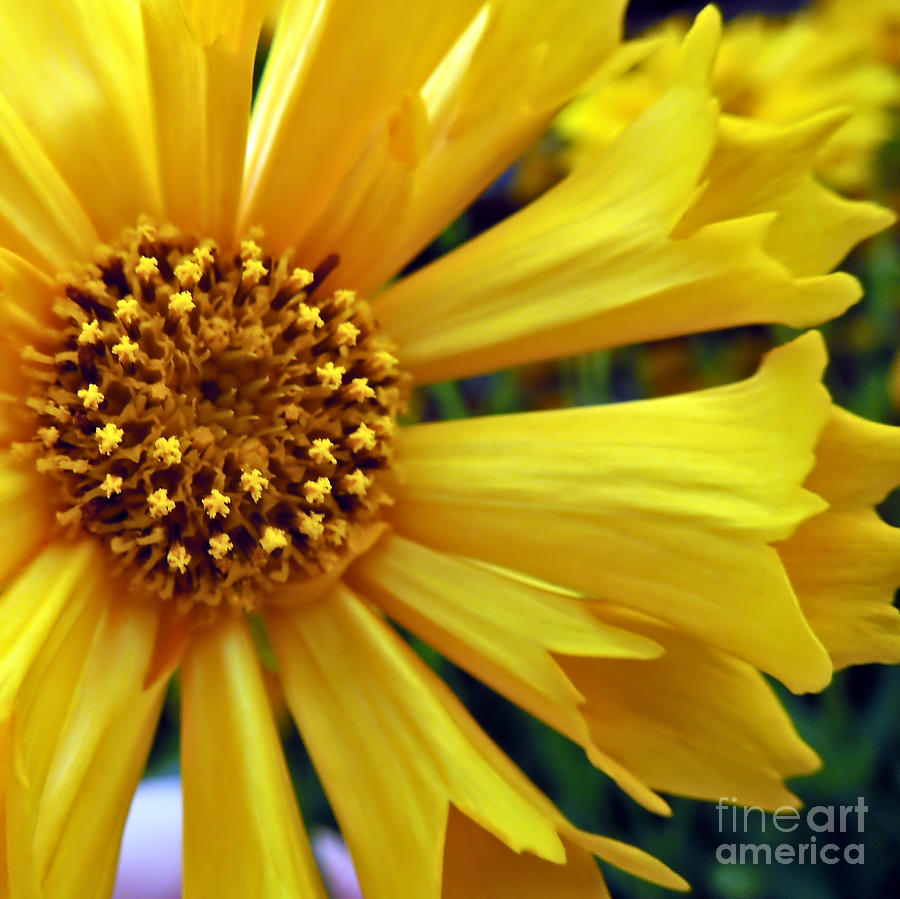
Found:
19,220 -> 406,612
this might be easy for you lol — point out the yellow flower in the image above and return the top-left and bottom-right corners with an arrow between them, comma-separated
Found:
555,2 -> 900,193
0,3 -> 898,897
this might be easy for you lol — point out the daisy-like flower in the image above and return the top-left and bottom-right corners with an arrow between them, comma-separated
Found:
1,3 -> 899,897
554,3 -> 900,194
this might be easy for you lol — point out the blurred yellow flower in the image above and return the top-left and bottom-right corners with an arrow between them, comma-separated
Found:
556,2 -> 900,193
0,3 -> 898,898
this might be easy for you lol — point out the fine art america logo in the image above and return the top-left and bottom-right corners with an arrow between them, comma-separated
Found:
715,797 -> 867,866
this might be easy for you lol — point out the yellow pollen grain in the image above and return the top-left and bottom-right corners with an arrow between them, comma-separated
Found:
37,426 -> 59,448
148,488 -> 176,519
342,469 -> 372,496
202,489 -> 231,519
175,259 -> 203,288
135,256 -> 159,282
309,437 -> 336,466
95,422 -> 124,455
192,246 -> 215,271
316,361 -> 344,390
296,304 -> 324,330
290,267 -> 314,289
297,510 -> 325,540
240,238 -> 263,261
332,289 -> 355,311
241,258 -> 268,287
112,335 -> 139,364
57,457 -> 90,474
346,377 -> 376,403
335,321 -> 360,347
347,423 -> 377,453
77,320 -> 103,346
152,435 -> 183,466
326,519 -> 347,545
167,543 -> 191,574
168,290 -> 195,315
101,473 -> 123,497
260,526 -> 289,554
208,533 -> 233,560
240,468 -> 269,503
77,383 -> 105,410
115,297 -> 140,325
303,476 -> 332,504
370,349 -> 399,378
372,415 -> 395,438
138,222 -> 157,243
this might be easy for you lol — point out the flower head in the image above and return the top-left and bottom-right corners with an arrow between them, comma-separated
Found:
0,4 -> 898,898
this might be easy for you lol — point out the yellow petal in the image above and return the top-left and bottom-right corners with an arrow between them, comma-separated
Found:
559,603 -> 820,809
181,614 -> 326,899
677,112 -> 895,279
0,542 -> 96,717
141,0 -> 267,244
778,409 -> 900,668
26,597 -> 164,897
293,92 -> 423,290
565,828 -> 689,892
0,457 -> 56,588
353,0 -> 629,293
389,334 -> 832,692
376,10 -> 873,385
442,807 -> 612,899
348,541 -> 677,815
347,533 -> 663,776
267,584 -> 567,899
0,1 -> 159,260
3,716 -> 41,899
0,249 -> 58,342
0,91 -> 98,272
241,0 -> 483,251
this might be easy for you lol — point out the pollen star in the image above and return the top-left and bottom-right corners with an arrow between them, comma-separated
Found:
302,476 -> 332,504
147,488 -> 176,519
77,319 -> 103,345
202,489 -> 231,519
346,423 -> 377,453
308,438 -> 336,466
115,297 -> 140,324
77,383 -> 105,410
341,469 -> 371,497
240,468 -> 269,503
167,543 -> 191,573
152,435 -> 183,466
112,335 -> 139,364
259,526 -> 288,554
100,473 -> 123,497
94,422 -> 124,455
316,361 -> 344,390
208,532 -> 233,560
168,290 -> 196,315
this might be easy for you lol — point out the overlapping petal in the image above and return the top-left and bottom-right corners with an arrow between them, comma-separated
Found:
181,613 -> 326,898
376,8 -> 883,385
242,0 -> 484,251
0,1 -> 159,263
269,583 -> 686,897
141,0 -> 268,244
778,408 -> 900,668
3,556 -> 163,897
389,333 -> 832,692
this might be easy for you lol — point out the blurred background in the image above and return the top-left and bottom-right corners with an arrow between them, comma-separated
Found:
137,1 -> 900,896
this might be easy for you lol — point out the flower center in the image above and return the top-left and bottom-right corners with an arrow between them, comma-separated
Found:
19,220 -> 405,611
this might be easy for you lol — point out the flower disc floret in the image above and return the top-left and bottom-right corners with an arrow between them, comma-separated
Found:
19,220 -> 406,610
